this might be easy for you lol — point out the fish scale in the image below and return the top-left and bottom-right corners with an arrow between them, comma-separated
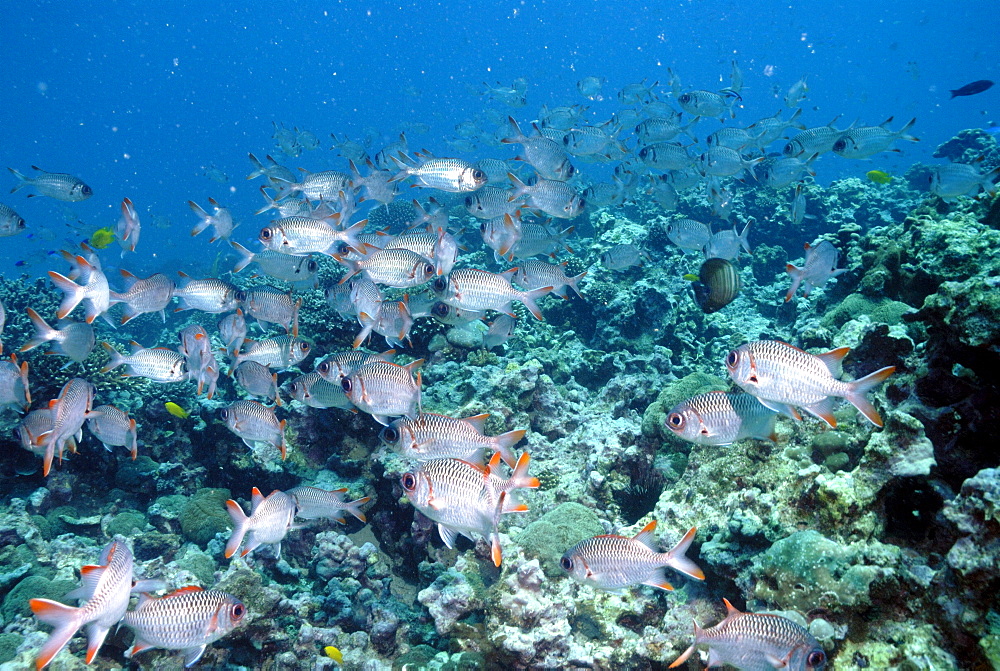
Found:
240,286 -> 300,334
221,399 -> 287,458
380,412 -> 524,466
342,359 -> 422,425
287,371 -> 352,409
315,350 -> 394,383
236,336 -> 310,369
434,267 -> 551,320
174,275 -> 240,313
110,271 -> 174,323
225,487 -> 297,557
259,216 -> 363,256
666,391 -> 777,446
120,587 -> 245,668
38,378 -> 95,476
87,404 -> 137,458
394,157 -> 487,192
101,342 -> 187,383
339,246 -> 436,288
669,599 -> 827,671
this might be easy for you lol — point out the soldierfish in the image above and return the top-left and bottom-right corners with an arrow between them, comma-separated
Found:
785,240 -> 847,302
8,165 -> 92,201
224,487 -> 298,558
380,412 -> 525,467
666,392 -> 779,446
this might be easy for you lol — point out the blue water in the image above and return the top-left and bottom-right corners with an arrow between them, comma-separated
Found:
2,1 -> 993,279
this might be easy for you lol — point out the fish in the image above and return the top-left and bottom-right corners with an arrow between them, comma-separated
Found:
501,117 -> 576,182
86,404 -> 138,458
235,360 -> 283,405
513,259 -> 585,299
669,599 -> 827,671
259,216 -> 366,257
725,339 -> 896,428
18,408 -> 56,461
324,646 -> 344,663
178,324 -> 219,399
34,378 -> 96,476
239,286 -> 301,335
576,76 -> 605,100
355,299 -> 414,349
698,146 -> 764,178
480,212 -> 522,261
120,587 -> 246,668
336,245 -> 436,289
232,243 -> 321,285
287,371 -> 354,409
0,203 -> 26,236
433,268 -> 551,321
20,308 -> 96,364
271,169 -> 351,201
233,336 -> 311,369
785,240 -> 847,302
426,301 -> 485,327
783,116 -> 851,157
561,523 -> 704,591
539,104 -> 588,131
638,142 -> 694,171
832,116 -> 918,159
220,399 -> 288,458
115,197 -> 141,255
466,185 -> 521,220
165,402 -> 189,419
677,89 -> 739,120
581,177 -> 628,209
483,314 -> 517,350
87,226 -> 114,249
101,341 -> 187,383
0,354 -> 31,414
784,77 -> 809,107
390,154 -> 488,193
287,486 -> 369,522
600,244 -> 651,271
188,197 -> 235,242
225,487 -> 298,558
704,221 -> 752,260
666,219 -> 713,255
665,392 -> 779,446
380,412 -> 525,466
342,359 -> 423,425
315,349 -> 396,384
247,153 -> 297,185
760,154 -> 819,189
350,158 -> 398,208
30,541 -> 157,669
635,117 -> 699,145
8,165 -> 92,201
383,227 -> 460,277
109,270 -> 175,324
691,258 -> 741,313
401,452 -> 539,566
949,79 -> 994,98
618,78 -> 658,105
507,172 -> 585,220
482,79 -> 527,107
928,160 -> 1000,202
218,309 -> 248,354
749,108 -> 806,149
48,253 -> 110,324
174,274 -> 241,314
508,222 -> 575,260
562,123 -> 624,157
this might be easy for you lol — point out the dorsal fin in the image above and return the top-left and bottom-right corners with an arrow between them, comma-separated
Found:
815,346 -> 849,377
632,520 -> 659,551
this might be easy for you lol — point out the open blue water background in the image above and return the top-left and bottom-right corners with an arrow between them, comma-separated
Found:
1,1 -> 993,280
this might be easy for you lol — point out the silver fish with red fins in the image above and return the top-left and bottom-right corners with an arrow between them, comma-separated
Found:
666,392 -> 779,446
225,487 -> 298,558
560,522 -> 704,591
725,340 -> 895,428
433,268 -> 551,321
288,485 -> 370,523
380,412 -> 524,467
220,399 -> 288,459
669,599 -> 827,671
342,359 -> 423,426
120,586 -> 245,668
784,240 -> 847,302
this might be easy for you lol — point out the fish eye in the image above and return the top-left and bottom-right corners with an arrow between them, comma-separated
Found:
473,169 -> 486,181
577,198 -> 586,209
317,361 -> 331,375
232,603 -> 245,619
423,263 -> 435,276
565,164 -> 576,178
299,342 -> 310,352
432,276 -> 447,292
220,409 -> 229,420
807,651 -> 826,667
82,186 -> 93,196
560,556 -> 573,571
234,290 -> 246,302
833,139 -> 846,152
667,412 -> 684,429
341,377 -> 353,393
432,302 -> 451,318
380,426 -> 399,443
18,219 -> 25,228
465,196 -> 474,208
308,260 -> 318,272
479,222 -> 487,233
679,94 -> 690,104
726,350 -> 739,368
401,473 -> 416,490
260,227 -> 273,240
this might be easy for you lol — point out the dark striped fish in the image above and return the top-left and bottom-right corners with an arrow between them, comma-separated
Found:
342,359 -> 423,425
691,257 -> 741,313
220,399 -> 287,459
669,599 -> 827,670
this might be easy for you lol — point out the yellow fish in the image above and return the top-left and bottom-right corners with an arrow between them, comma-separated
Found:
164,402 -> 189,419
323,646 -> 343,664
88,226 -> 116,249
682,273 -> 699,282
866,170 -> 892,184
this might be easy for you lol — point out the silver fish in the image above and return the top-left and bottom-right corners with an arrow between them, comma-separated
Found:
465,185 -> 521,219
433,267 -> 551,321
188,197 -> 235,242
225,487 -> 297,558
48,253 -> 110,324
259,216 -> 365,257
698,146 -> 764,178
115,197 -> 141,255
234,360 -> 282,405
0,354 -> 30,414
784,77 -> 809,107
288,486 -> 369,523
760,154 -> 818,189
87,404 -> 138,458
380,412 -> 524,466
391,155 -> 487,193
507,173 -> 585,220
100,342 -> 187,383
832,116 -> 918,159
238,286 -> 300,335
666,218 -> 712,255
483,314 -> 517,350
929,160 -> 1000,202
0,202 -> 26,236
783,116 -> 851,157
666,392 -> 778,446
287,371 -> 353,409
355,299 -> 413,349
315,349 -> 396,384
35,378 -> 96,476
601,244 -> 651,271
514,259 -> 585,299
174,274 -> 240,313
109,270 -> 174,324
220,399 -> 287,458
234,336 -> 311,369
501,117 -> 576,181
341,359 -> 423,425
785,240 -> 847,302
677,89 -> 738,120
218,309 -> 247,354
337,245 -> 436,289
20,308 -> 95,363
703,220 -> 752,260
8,165 -> 92,201
638,142 -> 693,171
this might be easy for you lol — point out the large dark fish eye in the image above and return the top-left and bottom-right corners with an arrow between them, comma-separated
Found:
577,197 -> 586,210
423,263 -> 435,276
17,218 -> 25,229
317,361 -> 331,375
298,342 -> 310,352
638,147 -> 649,160
726,350 -> 739,368
807,650 -> 826,667
219,409 -> 229,420
234,290 -> 247,302
232,603 -> 245,619
833,139 -> 846,152
560,556 -> 574,571
473,169 -> 486,181
341,377 -> 353,393
260,227 -> 273,240
431,302 -> 451,318
307,259 -> 318,272
401,473 -> 416,490
432,276 -> 447,293
479,222 -> 487,233
82,185 -> 93,196
380,426 -> 399,443
666,412 -> 684,429
679,94 -> 690,104
465,195 -> 474,208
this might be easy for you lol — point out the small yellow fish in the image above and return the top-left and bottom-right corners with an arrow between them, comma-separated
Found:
866,170 -> 892,184
323,646 -> 343,664
164,402 -> 189,419
88,226 -> 116,249
682,273 -> 699,282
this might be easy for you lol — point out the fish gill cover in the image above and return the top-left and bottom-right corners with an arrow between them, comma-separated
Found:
0,2 -> 997,669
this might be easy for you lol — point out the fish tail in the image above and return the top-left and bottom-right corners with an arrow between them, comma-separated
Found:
344,495 -> 371,523
844,365 -> 896,427
738,219 -> 753,254
492,428 -> 526,468
99,341 -> 126,374
982,166 -> 1000,198
188,200 -> 211,236
224,500 -> 250,558
8,167 -> 28,193
519,285 -> 552,321
29,598 -> 83,669
898,117 -> 919,142
508,451 -> 540,490
19,308 -> 58,352
784,263 -> 804,302
230,241 -> 255,273
46,271 -> 85,320
506,172 -> 529,200
665,526 -> 706,581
